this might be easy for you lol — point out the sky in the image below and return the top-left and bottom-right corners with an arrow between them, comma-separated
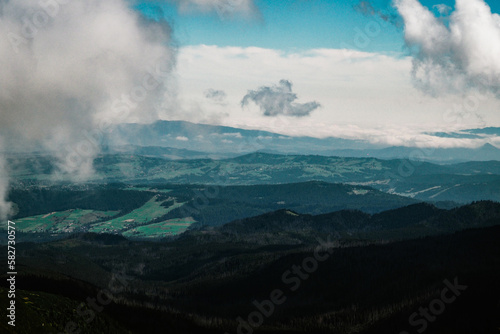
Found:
130,0 -> 500,141
2,0 -> 500,148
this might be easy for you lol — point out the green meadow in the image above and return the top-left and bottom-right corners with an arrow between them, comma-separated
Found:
123,218 -> 195,238
6,193 -> 191,239
12,209 -> 119,233
88,195 -> 185,234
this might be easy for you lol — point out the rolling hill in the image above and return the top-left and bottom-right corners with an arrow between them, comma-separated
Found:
186,201 -> 500,244
8,151 -> 500,204
4,182 -> 419,242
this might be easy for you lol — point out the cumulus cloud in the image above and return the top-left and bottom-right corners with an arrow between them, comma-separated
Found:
395,0 -> 500,96
176,136 -> 189,141
0,0 -> 176,217
241,79 -> 321,117
205,88 -> 227,103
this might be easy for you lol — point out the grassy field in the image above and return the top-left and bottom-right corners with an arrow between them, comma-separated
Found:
123,218 -> 195,238
10,209 -> 119,233
88,195 -> 184,234
6,194 -> 190,239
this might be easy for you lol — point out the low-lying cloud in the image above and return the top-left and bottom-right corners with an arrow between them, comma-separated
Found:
395,0 -> 500,96
241,80 -> 321,117
0,0 -> 176,219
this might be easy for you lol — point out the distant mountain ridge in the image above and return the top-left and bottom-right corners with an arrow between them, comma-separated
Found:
106,119 -> 370,157
10,151 -> 500,204
325,143 -> 500,162
105,120 -> 500,162
188,201 -> 500,244
104,144 -> 234,160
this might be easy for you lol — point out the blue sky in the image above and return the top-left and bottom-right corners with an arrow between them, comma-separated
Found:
135,0 -> 500,52
136,0 -> 401,52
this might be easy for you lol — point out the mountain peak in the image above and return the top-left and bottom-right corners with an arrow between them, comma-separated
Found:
480,143 -> 499,151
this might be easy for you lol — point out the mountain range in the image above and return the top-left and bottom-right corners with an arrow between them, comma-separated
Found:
186,201 -> 500,244
9,151 -> 500,204
104,120 -> 500,163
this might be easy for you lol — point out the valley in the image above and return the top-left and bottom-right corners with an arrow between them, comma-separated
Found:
3,125 -> 500,334
2,150 -> 500,333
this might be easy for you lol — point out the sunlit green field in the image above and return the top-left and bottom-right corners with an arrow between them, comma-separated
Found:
6,194 -> 191,239
88,195 -> 185,234
123,218 -> 195,238
12,209 -> 119,233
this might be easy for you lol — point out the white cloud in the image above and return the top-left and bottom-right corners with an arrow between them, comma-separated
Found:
176,136 -> 189,141
0,0 -> 175,169
172,44 -> 500,142
395,0 -> 500,96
